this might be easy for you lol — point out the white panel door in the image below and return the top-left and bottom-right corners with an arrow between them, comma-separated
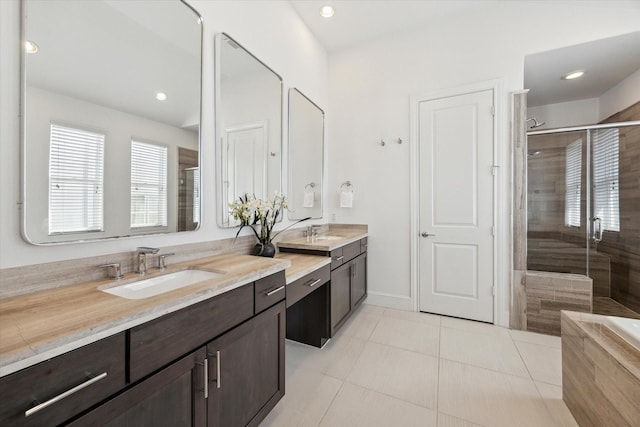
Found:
225,125 -> 266,205
418,90 -> 494,322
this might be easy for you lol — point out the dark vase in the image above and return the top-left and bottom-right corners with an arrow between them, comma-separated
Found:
253,242 -> 276,258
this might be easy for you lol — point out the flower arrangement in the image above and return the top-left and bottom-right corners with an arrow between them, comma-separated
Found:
230,192 -> 309,256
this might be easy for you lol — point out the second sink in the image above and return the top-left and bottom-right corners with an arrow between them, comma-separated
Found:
101,269 -> 224,299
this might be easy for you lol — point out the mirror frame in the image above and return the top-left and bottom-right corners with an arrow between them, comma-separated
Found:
20,0 -> 204,245
214,32 -> 284,228
287,88 -> 325,220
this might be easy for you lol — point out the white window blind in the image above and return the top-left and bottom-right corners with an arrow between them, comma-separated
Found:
192,167 -> 200,224
565,139 -> 582,228
593,129 -> 620,232
131,140 -> 168,228
49,124 -> 104,234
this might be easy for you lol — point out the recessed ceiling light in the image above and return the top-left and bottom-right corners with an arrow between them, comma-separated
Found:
320,5 -> 335,18
562,70 -> 585,80
155,92 -> 168,101
25,40 -> 39,54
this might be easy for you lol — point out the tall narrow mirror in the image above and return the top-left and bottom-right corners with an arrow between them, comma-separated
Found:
215,33 -> 283,227
288,88 -> 324,220
22,0 -> 202,244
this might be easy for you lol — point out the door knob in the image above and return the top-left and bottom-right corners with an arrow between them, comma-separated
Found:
421,232 -> 436,238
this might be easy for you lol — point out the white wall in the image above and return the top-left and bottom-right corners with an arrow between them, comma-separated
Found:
599,68 -> 640,121
0,0 -> 328,268
327,1 -> 640,322
527,98 -> 600,130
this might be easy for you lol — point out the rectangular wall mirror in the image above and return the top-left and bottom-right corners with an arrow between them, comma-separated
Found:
21,0 -> 202,244
215,33 -> 283,227
288,88 -> 324,220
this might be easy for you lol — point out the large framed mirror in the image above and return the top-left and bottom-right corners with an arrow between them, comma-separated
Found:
21,0 -> 202,244
288,88 -> 324,220
215,33 -> 283,227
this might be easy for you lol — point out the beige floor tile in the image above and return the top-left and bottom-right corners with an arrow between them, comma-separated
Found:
509,329 -> 561,348
285,335 -> 367,380
438,359 -> 556,427
358,302 -> 386,317
260,368 -> 342,427
437,412 -> 484,427
319,382 -> 437,427
383,308 -> 442,326
440,316 -> 510,337
534,381 -> 579,427
515,341 -> 562,386
369,316 -> 440,356
335,311 -> 381,340
346,341 -> 438,408
440,326 -> 530,378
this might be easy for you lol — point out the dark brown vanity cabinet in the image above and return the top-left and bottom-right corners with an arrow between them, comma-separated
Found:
207,301 -> 285,427
1,272 -> 286,427
330,251 -> 367,335
280,238 -> 368,337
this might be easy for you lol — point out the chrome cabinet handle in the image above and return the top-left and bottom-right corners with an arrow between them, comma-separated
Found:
203,358 -> 209,398
421,232 -> 436,238
306,278 -> 321,288
266,285 -> 285,296
334,255 -> 344,261
25,372 -> 107,417
216,350 -> 221,389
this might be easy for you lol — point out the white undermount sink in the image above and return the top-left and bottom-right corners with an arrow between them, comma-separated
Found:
101,269 -> 224,300
315,235 -> 343,241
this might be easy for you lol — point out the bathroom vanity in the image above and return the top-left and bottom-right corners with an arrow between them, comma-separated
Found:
278,225 -> 368,340
0,254 -> 289,426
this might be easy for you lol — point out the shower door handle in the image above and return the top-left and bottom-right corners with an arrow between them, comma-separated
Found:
592,217 -> 603,243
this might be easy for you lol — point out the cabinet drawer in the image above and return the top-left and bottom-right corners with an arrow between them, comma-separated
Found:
342,241 -> 361,264
330,247 -> 344,269
255,271 -> 286,314
0,333 -> 126,427
360,237 -> 368,254
129,284 -> 253,383
286,264 -> 330,308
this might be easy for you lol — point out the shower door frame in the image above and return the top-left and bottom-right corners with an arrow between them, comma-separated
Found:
527,120 -> 640,279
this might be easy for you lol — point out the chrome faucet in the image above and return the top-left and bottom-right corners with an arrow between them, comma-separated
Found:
136,247 -> 159,275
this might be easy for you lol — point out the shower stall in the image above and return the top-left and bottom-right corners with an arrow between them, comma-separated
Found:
526,119 -> 640,319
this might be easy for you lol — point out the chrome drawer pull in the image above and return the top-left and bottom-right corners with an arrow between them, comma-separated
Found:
216,350 -> 221,389
25,372 -> 107,417
306,279 -> 321,288
203,358 -> 209,398
334,256 -> 344,261
265,285 -> 285,296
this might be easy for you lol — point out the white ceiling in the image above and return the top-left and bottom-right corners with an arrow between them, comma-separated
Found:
524,31 -> 640,107
290,0 -> 640,107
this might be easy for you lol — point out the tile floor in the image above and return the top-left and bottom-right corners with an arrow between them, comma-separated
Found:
260,303 -> 579,427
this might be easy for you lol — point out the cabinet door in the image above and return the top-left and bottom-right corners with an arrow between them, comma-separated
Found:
69,348 -> 207,427
207,301 -> 285,427
330,262 -> 352,335
351,253 -> 367,308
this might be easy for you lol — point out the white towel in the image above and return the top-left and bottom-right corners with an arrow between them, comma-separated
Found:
340,191 -> 353,208
303,191 -> 314,208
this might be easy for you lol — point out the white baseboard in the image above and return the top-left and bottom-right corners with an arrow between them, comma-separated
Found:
364,291 -> 414,311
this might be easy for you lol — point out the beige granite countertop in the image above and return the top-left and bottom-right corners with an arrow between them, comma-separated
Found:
277,224 -> 368,252
0,253 -> 290,377
276,252 -> 331,284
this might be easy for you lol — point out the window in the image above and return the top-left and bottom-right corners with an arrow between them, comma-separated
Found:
131,140 -> 168,228
49,124 -> 104,234
192,167 -> 200,225
593,129 -> 620,231
564,139 -> 582,228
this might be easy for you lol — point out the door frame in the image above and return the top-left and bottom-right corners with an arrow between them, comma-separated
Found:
409,79 -> 504,325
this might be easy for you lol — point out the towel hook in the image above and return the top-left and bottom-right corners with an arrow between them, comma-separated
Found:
340,181 -> 353,193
